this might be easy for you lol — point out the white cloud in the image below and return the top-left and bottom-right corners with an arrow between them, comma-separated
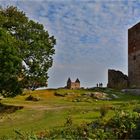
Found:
0,0 -> 140,87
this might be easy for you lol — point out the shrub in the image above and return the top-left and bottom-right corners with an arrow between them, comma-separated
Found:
64,116 -> 73,126
6,110 -> 140,139
107,110 -> 139,139
25,95 -> 40,101
99,105 -> 110,118
54,92 -> 66,97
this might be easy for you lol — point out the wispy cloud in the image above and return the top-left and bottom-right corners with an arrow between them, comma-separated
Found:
0,0 -> 140,87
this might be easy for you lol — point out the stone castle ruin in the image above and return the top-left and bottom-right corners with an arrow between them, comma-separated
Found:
108,69 -> 128,89
108,22 -> 140,89
66,78 -> 80,89
128,22 -> 140,88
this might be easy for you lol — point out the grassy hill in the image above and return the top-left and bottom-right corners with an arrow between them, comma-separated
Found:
0,88 -> 140,138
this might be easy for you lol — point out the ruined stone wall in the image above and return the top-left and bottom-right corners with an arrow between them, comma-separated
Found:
108,69 -> 128,89
128,23 -> 140,88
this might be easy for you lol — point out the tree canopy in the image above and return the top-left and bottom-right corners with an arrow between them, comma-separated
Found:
0,6 -> 56,97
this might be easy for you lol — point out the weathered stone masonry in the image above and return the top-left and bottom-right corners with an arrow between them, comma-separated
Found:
107,69 -> 128,89
128,22 -> 140,88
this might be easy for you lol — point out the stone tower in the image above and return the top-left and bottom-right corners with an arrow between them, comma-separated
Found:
67,78 -> 71,89
66,78 -> 80,89
75,78 -> 80,88
128,22 -> 140,88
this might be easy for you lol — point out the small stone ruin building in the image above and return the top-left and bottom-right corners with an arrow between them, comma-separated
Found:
107,69 -> 128,89
66,78 -> 80,89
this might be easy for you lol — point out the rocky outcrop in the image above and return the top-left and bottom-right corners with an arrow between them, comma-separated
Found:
107,69 -> 128,89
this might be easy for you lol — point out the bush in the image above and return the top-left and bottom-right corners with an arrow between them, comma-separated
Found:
5,110 -> 140,139
54,92 -> 66,97
107,110 -> 139,139
99,105 -> 110,118
25,95 -> 40,101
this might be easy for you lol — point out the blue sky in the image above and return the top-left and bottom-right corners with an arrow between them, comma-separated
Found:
1,0 -> 140,88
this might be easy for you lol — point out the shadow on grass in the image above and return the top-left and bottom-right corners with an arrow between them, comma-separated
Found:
0,103 -> 23,114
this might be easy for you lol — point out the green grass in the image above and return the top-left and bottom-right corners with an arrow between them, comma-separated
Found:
0,88 -> 140,138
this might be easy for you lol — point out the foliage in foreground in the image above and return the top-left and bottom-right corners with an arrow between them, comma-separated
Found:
2,110 -> 139,140
0,6 -> 56,97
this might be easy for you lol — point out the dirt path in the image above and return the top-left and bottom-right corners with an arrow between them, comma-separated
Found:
23,104 -> 70,110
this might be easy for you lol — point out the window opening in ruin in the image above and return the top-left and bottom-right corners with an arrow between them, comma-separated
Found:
133,55 -> 136,60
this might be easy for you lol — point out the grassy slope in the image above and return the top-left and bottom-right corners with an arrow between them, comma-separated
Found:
0,88 -> 140,138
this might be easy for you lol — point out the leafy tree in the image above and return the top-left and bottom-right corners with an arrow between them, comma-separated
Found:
0,28 -> 22,97
0,6 -> 56,97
